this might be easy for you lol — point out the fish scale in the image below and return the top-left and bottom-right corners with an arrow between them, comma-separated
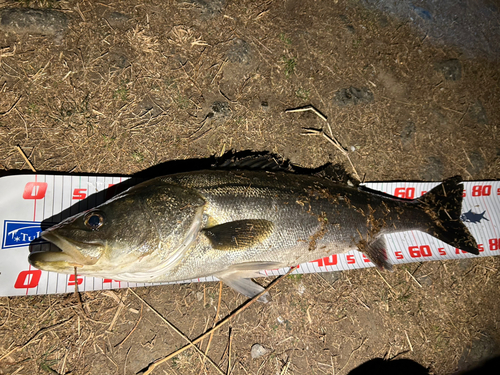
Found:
29,170 -> 478,301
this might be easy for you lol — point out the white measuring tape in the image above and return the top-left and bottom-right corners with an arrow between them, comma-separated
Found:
1,174 -> 498,297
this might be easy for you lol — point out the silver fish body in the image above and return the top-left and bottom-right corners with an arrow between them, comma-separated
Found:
29,170 -> 478,300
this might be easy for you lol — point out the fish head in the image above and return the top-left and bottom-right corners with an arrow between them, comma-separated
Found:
29,180 -> 206,280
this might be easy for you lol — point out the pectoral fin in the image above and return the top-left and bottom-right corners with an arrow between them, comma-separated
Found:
203,219 -> 274,250
360,236 -> 393,271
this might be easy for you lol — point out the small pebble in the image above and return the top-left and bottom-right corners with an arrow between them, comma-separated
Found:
296,283 -> 306,295
0,8 -> 68,36
251,343 -> 270,359
106,11 -> 131,28
227,38 -> 252,65
211,101 -> 231,114
420,156 -> 444,181
435,59 -> 462,81
196,291 -> 203,301
321,271 -> 341,285
466,151 -> 486,177
458,258 -> 473,271
333,86 -> 374,107
412,6 -> 432,20
400,121 -> 416,148
417,275 -> 433,287
185,0 -> 225,18
468,100 -> 488,125
208,101 -> 231,121
457,334 -> 499,372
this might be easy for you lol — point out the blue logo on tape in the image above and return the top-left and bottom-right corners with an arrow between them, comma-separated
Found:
2,220 -> 49,249
460,210 -> 489,224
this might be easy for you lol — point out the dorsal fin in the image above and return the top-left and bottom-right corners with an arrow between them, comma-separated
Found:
214,152 -> 292,172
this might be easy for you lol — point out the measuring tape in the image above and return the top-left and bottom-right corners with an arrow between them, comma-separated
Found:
1,174 -> 498,296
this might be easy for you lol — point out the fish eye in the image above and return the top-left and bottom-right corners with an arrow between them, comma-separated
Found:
84,211 -> 104,230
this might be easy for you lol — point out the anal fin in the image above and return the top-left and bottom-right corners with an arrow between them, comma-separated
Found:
215,261 -> 282,303
216,273 -> 270,303
362,236 -> 392,271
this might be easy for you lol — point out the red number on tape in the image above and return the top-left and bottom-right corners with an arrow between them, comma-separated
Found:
310,258 -> 324,267
395,251 -> 404,260
489,239 -> 499,251
14,270 -> 41,289
72,188 -> 87,200
472,185 -> 491,197
68,274 -> 83,286
394,187 -> 415,199
346,255 -> 355,264
362,254 -> 371,263
323,255 -> 338,266
408,245 -> 432,258
420,245 -> 432,257
310,255 -> 338,267
23,182 -> 48,200
409,246 -> 419,258
478,244 -> 484,252
438,247 -> 446,256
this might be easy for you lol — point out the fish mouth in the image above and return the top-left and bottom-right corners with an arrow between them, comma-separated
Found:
28,231 -> 100,271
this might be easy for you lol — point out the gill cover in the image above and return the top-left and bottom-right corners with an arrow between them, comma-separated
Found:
29,178 -> 207,279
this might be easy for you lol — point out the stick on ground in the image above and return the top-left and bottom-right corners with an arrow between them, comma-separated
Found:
129,288 -> 227,375
139,266 -> 298,375
15,144 -> 36,172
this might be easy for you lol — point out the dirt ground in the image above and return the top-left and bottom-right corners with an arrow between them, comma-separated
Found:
1,0 -> 500,374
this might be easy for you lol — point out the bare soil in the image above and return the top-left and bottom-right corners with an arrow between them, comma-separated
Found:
1,0 -> 500,374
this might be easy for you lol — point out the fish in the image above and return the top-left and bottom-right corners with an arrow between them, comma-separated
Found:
29,171 -> 478,301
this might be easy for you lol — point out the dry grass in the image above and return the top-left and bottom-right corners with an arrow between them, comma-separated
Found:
1,257 -> 497,374
1,0 -> 500,374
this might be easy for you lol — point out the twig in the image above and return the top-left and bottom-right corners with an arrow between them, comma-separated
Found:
129,289 -> 225,375
140,266 -> 298,375
211,58 -> 228,85
286,105 -> 360,180
115,304 -> 143,348
459,103 -> 470,124
302,128 -> 360,180
228,327 -> 233,375
285,105 -> 328,122
200,281 -> 223,372
338,337 -> 367,374
375,269 -> 396,295
124,347 -> 131,375
405,269 -> 422,288
0,96 -> 22,117
107,298 -> 126,332
15,145 -> 36,172
0,318 -> 73,362
404,330 -> 413,352
74,267 -> 88,318
280,358 -> 292,375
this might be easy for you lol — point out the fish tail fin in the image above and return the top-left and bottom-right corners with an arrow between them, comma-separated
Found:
415,176 -> 478,255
